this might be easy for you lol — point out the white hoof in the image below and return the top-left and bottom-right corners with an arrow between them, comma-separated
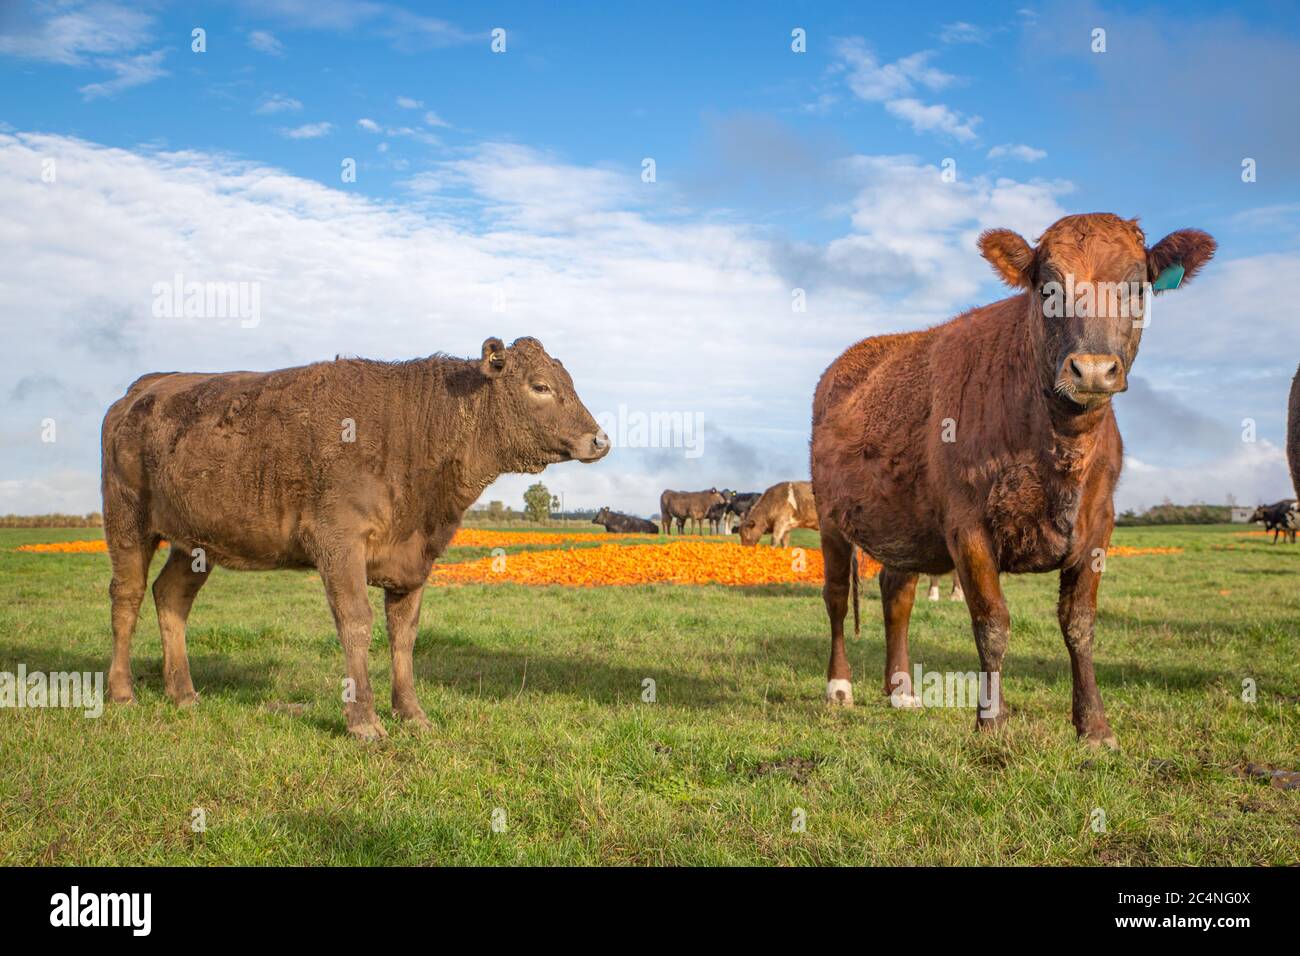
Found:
890,691 -> 924,709
826,679 -> 854,706
950,587 -> 965,602
927,586 -> 940,601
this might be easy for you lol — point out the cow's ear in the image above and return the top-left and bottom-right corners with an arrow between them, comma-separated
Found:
480,337 -> 507,377
978,228 -> 1035,288
1147,229 -> 1216,292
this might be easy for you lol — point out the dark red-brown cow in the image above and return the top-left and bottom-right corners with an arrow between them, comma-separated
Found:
811,213 -> 1215,748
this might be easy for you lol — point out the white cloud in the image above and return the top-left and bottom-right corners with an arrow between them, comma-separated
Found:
396,95 -> 423,109
423,110 -> 451,128
400,171 -> 443,193
939,22 -> 993,45
1119,442 -> 1293,512
835,39 -> 955,102
0,1 -> 150,65
234,0 -> 474,49
0,1 -> 167,99
254,93 -> 302,114
357,117 -> 439,145
77,48 -> 167,100
987,142 -> 1047,162
248,30 -> 284,56
886,98 -> 980,142
799,154 -> 1071,311
833,37 -> 980,142
280,122 -> 333,139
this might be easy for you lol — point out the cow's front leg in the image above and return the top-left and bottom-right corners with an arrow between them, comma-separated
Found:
1058,561 -> 1118,749
385,585 -> 431,729
320,554 -> 385,741
951,530 -> 1009,730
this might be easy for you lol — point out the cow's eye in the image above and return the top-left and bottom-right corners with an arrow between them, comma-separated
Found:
531,382 -> 551,394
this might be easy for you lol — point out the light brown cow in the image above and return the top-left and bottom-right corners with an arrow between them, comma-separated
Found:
101,337 -> 609,740
737,480 -> 818,547
660,488 -> 725,534
811,213 -> 1215,748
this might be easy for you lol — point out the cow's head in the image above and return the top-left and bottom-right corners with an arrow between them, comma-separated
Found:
1248,506 -> 1267,524
478,336 -> 610,473
979,214 -> 1216,411
736,511 -> 766,546
707,487 -> 725,506
593,506 -> 611,525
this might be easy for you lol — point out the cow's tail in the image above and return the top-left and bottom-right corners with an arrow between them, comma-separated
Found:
850,547 -> 860,640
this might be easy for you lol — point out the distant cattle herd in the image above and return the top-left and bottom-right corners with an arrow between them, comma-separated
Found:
98,212 -> 1300,743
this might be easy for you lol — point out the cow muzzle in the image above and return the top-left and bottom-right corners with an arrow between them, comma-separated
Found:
1060,352 -> 1126,404
569,429 -> 611,463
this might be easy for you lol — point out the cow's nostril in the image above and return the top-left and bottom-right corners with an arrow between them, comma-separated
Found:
1069,359 -> 1084,380
592,430 -> 609,449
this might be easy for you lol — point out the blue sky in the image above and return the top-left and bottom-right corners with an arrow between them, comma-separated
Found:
2,0 -> 1298,516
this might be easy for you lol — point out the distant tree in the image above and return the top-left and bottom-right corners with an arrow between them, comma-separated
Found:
523,482 -> 552,523
485,500 -> 507,520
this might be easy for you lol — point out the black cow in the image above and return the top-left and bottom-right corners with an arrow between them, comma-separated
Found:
1248,500 -> 1298,543
593,506 -> 658,534
706,491 -> 760,534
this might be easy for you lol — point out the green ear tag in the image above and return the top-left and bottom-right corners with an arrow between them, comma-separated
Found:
1152,263 -> 1184,291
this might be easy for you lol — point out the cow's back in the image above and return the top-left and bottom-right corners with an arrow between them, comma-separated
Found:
102,362 -> 400,568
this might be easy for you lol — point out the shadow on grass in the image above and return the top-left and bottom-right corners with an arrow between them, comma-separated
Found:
411,641 -> 730,707
0,642 -> 277,705
752,631 -> 1234,694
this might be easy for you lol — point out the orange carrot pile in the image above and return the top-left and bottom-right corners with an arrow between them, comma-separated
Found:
429,540 -> 883,587
17,539 -> 110,553
14,535 -> 1181,579
448,528 -> 654,548
1105,546 -> 1183,556
12,529 -> 645,553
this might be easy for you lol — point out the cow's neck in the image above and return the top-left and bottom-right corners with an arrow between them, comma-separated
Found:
403,359 -> 512,529
1007,301 -> 1112,479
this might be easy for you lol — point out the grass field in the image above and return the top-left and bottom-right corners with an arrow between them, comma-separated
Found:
1,523 -> 1296,865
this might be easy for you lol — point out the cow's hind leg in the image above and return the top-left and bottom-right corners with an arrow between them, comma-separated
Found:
880,567 -> 920,707
821,526 -> 855,706
320,551 -> 385,740
106,538 -> 157,703
926,575 -> 941,601
385,585 -> 431,729
151,543 -> 211,706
